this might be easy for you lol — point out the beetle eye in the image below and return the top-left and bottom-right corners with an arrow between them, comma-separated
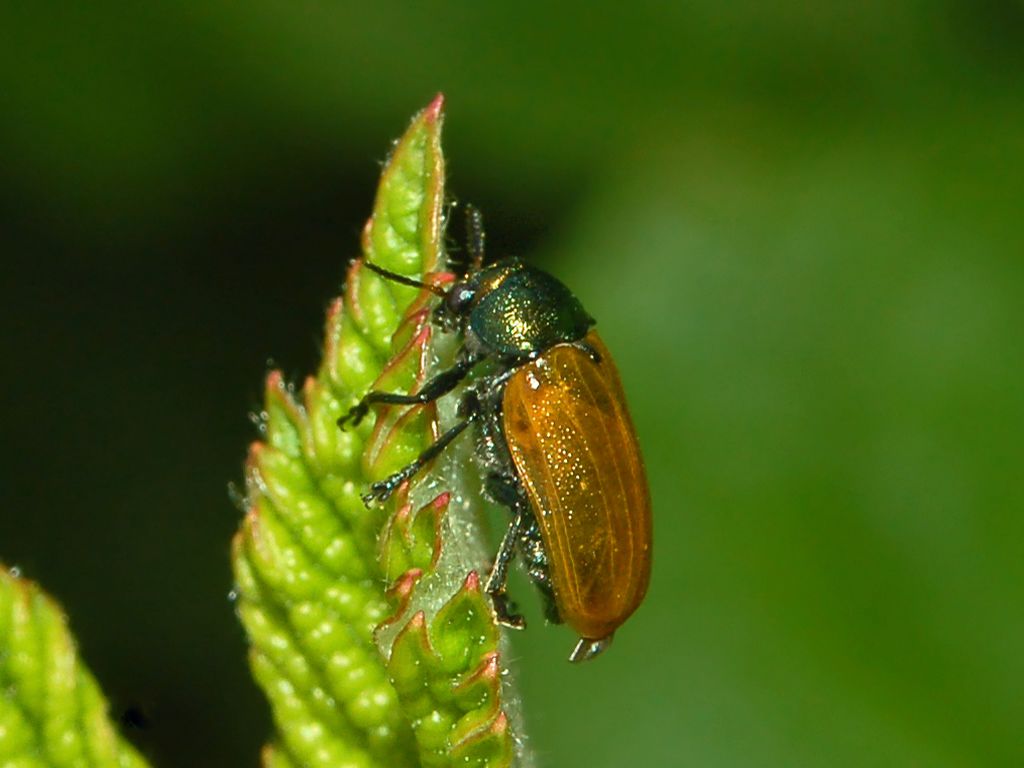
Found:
445,282 -> 476,314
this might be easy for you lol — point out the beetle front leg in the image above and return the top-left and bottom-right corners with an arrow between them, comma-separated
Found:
337,353 -> 480,430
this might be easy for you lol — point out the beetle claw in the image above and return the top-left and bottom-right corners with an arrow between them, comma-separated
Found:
337,402 -> 369,431
488,591 -> 526,630
361,481 -> 395,508
497,611 -> 526,630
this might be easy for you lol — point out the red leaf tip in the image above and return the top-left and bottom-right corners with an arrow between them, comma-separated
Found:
326,297 -> 343,321
424,92 -> 445,121
479,651 -> 500,679
388,568 -> 423,602
492,711 -> 509,735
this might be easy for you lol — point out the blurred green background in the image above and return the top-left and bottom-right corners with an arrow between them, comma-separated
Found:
2,2 -> 1022,766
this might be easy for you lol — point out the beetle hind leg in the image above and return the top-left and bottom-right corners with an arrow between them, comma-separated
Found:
489,592 -> 525,630
517,515 -> 563,625
484,509 -> 526,629
531,573 -> 562,625
479,433 -> 564,629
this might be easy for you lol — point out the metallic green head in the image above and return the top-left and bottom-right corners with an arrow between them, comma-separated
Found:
441,258 -> 594,359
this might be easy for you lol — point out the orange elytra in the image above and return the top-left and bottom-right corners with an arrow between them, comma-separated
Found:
503,332 -> 651,660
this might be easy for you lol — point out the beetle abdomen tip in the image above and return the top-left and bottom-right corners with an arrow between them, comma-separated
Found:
568,633 -> 614,663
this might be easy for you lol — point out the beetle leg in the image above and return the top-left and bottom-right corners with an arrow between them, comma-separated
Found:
525,567 -> 560,625
482,470 -> 520,507
361,414 -> 474,506
338,353 -> 481,430
484,510 -> 526,629
517,514 -> 563,625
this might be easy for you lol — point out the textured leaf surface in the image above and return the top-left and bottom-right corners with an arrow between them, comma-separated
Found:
0,567 -> 149,768
233,96 -> 521,768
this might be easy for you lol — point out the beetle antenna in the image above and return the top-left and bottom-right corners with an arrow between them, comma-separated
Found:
465,204 -> 485,271
363,261 -> 446,297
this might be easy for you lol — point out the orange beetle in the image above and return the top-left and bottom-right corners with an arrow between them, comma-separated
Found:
503,333 -> 651,660
340,207 -> 652,662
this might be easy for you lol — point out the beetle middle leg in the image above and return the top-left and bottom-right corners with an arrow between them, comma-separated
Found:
360,392 -> 480,506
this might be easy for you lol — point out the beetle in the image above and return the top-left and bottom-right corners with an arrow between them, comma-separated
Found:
339,207 -> 651,662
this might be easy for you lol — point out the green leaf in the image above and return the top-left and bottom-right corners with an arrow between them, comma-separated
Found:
234,96 -> 524,768
0,566 -> 150,768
